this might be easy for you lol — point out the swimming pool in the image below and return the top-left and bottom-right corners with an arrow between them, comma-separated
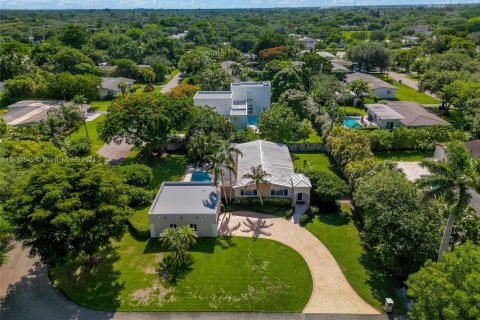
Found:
343,117 -> 363,129
247,115 -> 259,126
190,171 -> 212,182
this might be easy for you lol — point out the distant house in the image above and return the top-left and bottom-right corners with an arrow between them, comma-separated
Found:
298,36 -> 317,50
346,72 -> 397,99
169,31 -> 188,40
402,36 -> 420,45
148,182 -> 219,238
1,100 -> 90,127
365,101 -> 451,129
413,25 -> 432,36
193,82 -> 271,128
99,77 -> 135,99
222,140 -> 312,207
317,51 -> 336,60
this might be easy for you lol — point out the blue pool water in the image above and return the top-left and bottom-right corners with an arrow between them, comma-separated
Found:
247,115 -> 259,126
190,171 -> 212,182
343,117 -> 362,129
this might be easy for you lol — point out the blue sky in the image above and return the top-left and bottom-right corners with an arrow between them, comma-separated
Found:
2,0 -> 478,10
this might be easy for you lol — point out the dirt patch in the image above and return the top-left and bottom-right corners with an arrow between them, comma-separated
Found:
130,279 -> 175,306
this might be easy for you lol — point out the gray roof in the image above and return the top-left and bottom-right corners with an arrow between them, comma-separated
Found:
317,51 -> 336,59
387,101 -> 451,127
346,72 -> 397,90
148,182 -> 219,216
233,140 -> 311,188
365,104 -> 405,121
194,91 -> 232,100
332,62 -> 349,72
331,59 -> 352,67
100,77 -> 135,91
2,100 -> 64,126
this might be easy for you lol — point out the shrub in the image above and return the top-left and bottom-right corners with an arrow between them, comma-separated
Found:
114,164 -> 153,187
308,171 -> 349,205
126,186 -> 155,207
127,208 -> 150,238
285,209 -> 294,219
65,137 -> 91,157
299,213 -> 312,226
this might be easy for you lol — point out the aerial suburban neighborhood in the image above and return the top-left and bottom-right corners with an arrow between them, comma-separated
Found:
0,3 -> 479,320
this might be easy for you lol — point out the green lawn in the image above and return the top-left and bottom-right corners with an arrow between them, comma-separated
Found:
375,74 -> 439,104
90,100 -> 112,111
374,150 -> 432,162
51,233 -> 312,312
68,115 -> 105,153
0,108 -> 8,115
305,204 -> 406,313
340,106 -> 367,116
291,152 -> 339,177
290,129 -> 323,143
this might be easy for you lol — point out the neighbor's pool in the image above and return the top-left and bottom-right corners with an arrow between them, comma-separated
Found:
190,171 -> 212,182
247,115 -> 259,126
343,117 -> 363,129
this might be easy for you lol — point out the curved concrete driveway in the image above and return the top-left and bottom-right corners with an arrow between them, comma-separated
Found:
218,211 -> 379,314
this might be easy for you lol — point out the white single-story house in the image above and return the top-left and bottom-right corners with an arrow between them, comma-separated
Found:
169,31 -> 188,40
413,25 -> 432,36
365,101 -> 451,129
193,82 -> 271,128
99,77 -> 135,99
402,36 -> 420,45
346,72 -> 397,99
222,140 -> 312,207
148,182 -> 220,238
1,100 -> 90,126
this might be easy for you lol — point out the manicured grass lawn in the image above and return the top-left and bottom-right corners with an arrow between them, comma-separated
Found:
0,108 -> 8,115
305,204 -> 406,313
51,233 -> 312,312
425,107 -> 464,129
290,129 -> 323,143
374,150 -> 432,162
90,100 -> 112,111
291,152 -> 339,177
68,115 -> 105,153
340,106 -> 367,116
374,74 -> 439,104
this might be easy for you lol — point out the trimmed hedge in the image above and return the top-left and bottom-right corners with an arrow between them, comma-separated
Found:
223,197 -> 292,217
128,207 -> 150,238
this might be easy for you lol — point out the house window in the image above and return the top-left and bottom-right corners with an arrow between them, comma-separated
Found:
386,122 -> 394,129
387,90 -> 392,94
169,224 -> 177,228
241,189 -> 257,196
189,224 -> 197,231
271,189 -> 289,196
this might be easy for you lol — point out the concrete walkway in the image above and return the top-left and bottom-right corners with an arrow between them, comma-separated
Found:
0,243 -> 396,320
218,211 -> 380,314
387,71 -> 438,99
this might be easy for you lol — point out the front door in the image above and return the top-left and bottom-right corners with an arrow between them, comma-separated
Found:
296,193 -> 304,204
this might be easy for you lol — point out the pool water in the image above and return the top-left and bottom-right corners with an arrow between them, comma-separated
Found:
190,171 -> 212,182
343,117 -> 363,129
247,115 -> 259,126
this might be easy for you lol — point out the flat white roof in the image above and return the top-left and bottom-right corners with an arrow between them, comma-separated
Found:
148,182 -> 219,216
365,104 -> 405,120
194,91 -> 232,100
231,82 -> 270,87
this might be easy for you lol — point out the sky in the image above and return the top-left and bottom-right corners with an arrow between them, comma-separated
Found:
1,0 -> 478,10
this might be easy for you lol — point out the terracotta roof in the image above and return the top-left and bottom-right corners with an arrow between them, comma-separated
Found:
386,101 -> 450,127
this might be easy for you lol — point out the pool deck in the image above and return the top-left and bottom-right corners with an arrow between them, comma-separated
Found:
183,163 -> 211,182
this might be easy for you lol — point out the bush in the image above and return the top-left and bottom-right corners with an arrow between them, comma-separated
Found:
114,164 -> 153,187
65,138 -> 91,157
128,207 -> 150,238
126,186 -> 155,207
299,214 -> 311,226
285,209 -> 294,219
308,171 -> 349,205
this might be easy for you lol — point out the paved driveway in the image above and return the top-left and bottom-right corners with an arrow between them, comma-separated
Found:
218,211 -> 380,314
161,72 -> 186,93
97,140 -> 133,164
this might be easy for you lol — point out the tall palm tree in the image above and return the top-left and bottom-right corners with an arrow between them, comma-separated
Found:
243,165 -> 271,205
72,95 -> 89,139
216,141 -> 243,202
417,141 -> 480,261
205,151 -> 226,195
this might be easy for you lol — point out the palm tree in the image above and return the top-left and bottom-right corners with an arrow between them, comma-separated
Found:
205,151 -> 226,200
417,141 -> 480,261
159,226 -> 197,261
348,79 -> 371,107
72,95 -> 89,139
243,165 -> 271,205
216,141 -> 243,202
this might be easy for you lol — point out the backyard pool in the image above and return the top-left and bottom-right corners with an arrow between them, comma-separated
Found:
343,117 -> 363,129
190,171 -> 212,182
247,115 -> 259,126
